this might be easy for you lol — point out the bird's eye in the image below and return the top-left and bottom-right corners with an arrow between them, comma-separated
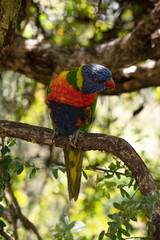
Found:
93,78 -> 100,83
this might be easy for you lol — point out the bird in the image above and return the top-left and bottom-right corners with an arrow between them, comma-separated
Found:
45,63 -> 115,201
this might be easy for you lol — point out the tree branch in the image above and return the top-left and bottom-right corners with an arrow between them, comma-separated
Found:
0,120 -> 157,196
0,120 -> 160,239
6,181 -> 42,240
0,3 -> 159,94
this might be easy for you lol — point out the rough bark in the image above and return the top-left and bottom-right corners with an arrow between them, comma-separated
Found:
0,3 -> 160,94
0,120 -> 160,239
0,120 -> 157,196
0,0 -> 22,60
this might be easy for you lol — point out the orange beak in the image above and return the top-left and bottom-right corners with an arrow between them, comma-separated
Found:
105,78 -> 115,90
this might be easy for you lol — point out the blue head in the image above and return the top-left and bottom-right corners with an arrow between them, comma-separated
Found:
81,64 -> 115,94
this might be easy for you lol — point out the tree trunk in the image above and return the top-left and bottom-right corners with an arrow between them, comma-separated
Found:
0,0 -> 21,60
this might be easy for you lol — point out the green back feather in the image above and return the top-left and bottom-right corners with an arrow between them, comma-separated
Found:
66,68 -> 79,91
66,66 -> 84,92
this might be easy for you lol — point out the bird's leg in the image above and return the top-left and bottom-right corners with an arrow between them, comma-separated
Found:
51,130 -> 59,141
71,129 -> 84,146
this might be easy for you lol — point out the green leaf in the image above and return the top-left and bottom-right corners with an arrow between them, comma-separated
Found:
135,202 -> 141,209
108,162 -> 116,170
117,229 -> 122,240
58,167 -> 65,173
128,178 -> 134,188
134,182 -> 138,190
121,228 -> 130,237
17,164 -> 24,175
113,202 -> 124,211
117,184 -> 125,188
63,221 -> 75,232
120,188 -> 125,197
105,181 -> 117,188
0,204 -> 4,217
82,170 -> 88,180
8,139 -> 17,147
124,221 -> 133,231
123,189 -> 130,199
0,155 -> 12,168
98,230 -> 105,240
0,220 -> 6,227
1,146 -> 10,156
130,215 -> 137,221
108,214 -> 115,220
116,174 -> 121,179
52,169 -> 58,179
29,168 -> 36,179
96,183 -> 105,191
15,161 -> 20,169
103,188 -> 110,199
105,173 -> 114,179
120,188 -> 130,198
25,161 -> 35,167
124,169 -> 131,177
108,213 -> 119,222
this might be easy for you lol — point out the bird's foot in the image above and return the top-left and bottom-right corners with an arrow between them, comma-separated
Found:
71,129 -> 83,146
51,130 -> 59,141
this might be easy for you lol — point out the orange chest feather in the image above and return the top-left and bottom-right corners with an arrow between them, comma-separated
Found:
46,72 -> 97,107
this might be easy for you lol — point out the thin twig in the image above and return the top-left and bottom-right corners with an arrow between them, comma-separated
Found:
88,166 -> 127,176
4,191 -> 18,240
6,182 -> 42,240
154,179 -> 160,183
20,0 -> 31,34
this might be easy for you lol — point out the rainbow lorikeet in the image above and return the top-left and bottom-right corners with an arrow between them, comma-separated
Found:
45,63 -> 115,201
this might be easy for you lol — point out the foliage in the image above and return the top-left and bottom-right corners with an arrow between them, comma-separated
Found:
18,0 -> 154,46
52,216 -> 86,240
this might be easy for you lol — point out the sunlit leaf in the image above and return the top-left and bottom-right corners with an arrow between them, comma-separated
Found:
103,188 -> 110,199
72,221 -> 86,234
29,168 -> 36,179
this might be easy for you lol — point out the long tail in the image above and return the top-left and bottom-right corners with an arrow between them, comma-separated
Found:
63,149 -> 84,201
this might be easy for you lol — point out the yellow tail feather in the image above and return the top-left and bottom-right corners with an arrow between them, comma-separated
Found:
63,149 -> 84,201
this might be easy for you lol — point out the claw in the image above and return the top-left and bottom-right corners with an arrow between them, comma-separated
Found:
71,129 -> 83,146
52,130 -> 59,141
